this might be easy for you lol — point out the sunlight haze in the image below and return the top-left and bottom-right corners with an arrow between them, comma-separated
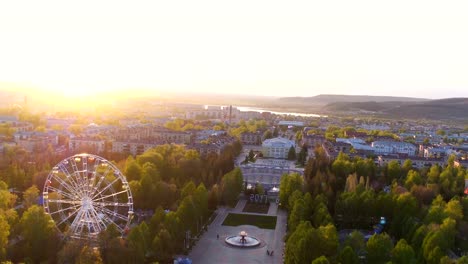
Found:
1,0 -> 467,99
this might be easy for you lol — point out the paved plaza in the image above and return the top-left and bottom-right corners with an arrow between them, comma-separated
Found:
188,199 -> 287,264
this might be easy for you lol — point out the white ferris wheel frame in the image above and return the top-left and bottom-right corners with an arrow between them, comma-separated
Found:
42,153 -> 134,239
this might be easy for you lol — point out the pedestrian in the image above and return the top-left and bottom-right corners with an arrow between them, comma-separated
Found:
267,250 -> 270,255
217,234 -> 219,240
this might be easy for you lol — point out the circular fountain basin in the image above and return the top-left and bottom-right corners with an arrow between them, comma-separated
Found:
225,235 -> 260,248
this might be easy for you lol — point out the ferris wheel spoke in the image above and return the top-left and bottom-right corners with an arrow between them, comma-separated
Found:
50,174 -> 82,197
46,186 -> 78,201
93,189 -> 128,202
54,207 -> 81,227
58,164 -> 84,196
90,166 -> 112,197
48,199 -> 81,205
93,201 -> 130,207
84,210 -> 97,233
86,169 -> 99,196
91,177 -> 121,200
70,209 -> 85,234
49,204 -> 81,216
87,161 -> 108,196
70,159 -> 88,193
101,214 -> 124,233
89,206 -> 106,233
96,206 -> 129,222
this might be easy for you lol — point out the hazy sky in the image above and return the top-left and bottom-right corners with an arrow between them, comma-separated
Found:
1,1 -> 467,99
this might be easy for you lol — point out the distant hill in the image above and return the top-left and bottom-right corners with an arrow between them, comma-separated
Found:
323,98 -> 468,120
279,94 -> 429,105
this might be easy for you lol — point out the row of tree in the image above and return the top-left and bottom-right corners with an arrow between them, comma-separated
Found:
281,146 -> 468,263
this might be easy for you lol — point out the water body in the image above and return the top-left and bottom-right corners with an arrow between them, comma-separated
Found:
235,106 -> 322,117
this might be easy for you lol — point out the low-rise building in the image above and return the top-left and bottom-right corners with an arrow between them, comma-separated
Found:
372,141 -> 417,156
188,143 -> 224,156
111,140 -> 160,156
189,134 -> 237,157
262,137 -> 295,159
69,137 -> 105,153
241,132 -> 262,145
423,146 -> 453,158
151,127 -> 192,144
377,155 -> 445,169
301,134 -> 325,147
14,131 -> 58,152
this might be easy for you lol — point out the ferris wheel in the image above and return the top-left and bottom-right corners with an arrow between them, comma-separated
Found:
42,153 -> 134,239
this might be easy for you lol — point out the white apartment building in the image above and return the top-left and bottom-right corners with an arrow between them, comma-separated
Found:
262,137 -> 295,159
372,141 -> 417,156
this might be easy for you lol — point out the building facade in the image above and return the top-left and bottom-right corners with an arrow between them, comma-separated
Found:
262,137 -> 296,159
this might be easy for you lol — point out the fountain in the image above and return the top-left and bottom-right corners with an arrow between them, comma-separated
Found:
225,231 -> 260,248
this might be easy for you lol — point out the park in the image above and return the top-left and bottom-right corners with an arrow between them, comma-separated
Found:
188,198 -> 287,264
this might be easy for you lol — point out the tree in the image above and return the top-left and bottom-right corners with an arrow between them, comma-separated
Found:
311,256 -> 329,264
312,203 -> 333,228
279,173 -> 303,209
344,230 -> 366,253
176,196 -> 197,233
284,221 -> 339,263
76,245 -> 103,264
444,198 -> 463,223
194,183 -> 209,219
125,156 -> 142,182
208,184 -> 219,210
288,146 -> 297,160
58,240 -> 104,264
20,205 -> 59,263
152,228 -> 174,262
366,233 -> 393,264
181,181 -> 196,199
427,165 -> 440,184
127,222 -> 150,263
405,170 -> 422,190
0,215 -> 9,260
387,160 -> 401,182
23,185 -> 39,209
402,159 -> 413,172
98,224 -> 130,264
295,131 -> 303,143
140,173 -> 155,209
338,246 -> 359,264
255,182 -> 265,195
392,239 -> 416,264
57,239 -> 84,264
273,127 -> 279,137
422,218 -> 456,263
289,199 -> 307,233
220,168 -> 243,206
457,256 -> 468,264
263,130 -> 273,140
297,146 -> 308,166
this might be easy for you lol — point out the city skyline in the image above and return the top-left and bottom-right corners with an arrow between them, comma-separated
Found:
1,1 -> 468,99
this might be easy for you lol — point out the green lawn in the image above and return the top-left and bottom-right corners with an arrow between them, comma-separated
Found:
242,202 -> 270,214
222,213 -> 277,229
